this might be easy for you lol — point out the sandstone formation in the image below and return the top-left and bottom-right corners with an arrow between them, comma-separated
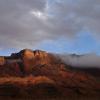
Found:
0,49 -> 100,99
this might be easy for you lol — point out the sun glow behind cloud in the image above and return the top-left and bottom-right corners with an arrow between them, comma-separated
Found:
30,10 -> 47,20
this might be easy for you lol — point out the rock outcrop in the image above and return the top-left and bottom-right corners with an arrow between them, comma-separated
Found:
0,49 -> 63,76
0,57 -> 5,65
0,49 -> 100,99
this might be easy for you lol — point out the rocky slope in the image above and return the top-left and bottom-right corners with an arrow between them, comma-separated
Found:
0,49 -> 100,99
0,49 -> 63,76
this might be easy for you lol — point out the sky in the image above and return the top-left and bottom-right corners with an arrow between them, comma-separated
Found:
0,0 -> 100,56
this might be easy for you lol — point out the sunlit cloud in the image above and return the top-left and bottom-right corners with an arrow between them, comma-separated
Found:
30,10 -> 47,20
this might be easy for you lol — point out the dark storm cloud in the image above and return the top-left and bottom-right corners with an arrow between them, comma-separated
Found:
0,0 -> 100,49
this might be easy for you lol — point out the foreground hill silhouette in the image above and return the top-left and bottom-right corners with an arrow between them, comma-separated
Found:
0,49 -> 100,100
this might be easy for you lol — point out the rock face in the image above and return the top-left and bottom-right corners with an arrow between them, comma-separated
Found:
22,49 -> 52,73
0,57 -> 5,65
0,49 -> 63,76
0,49 -> 100,98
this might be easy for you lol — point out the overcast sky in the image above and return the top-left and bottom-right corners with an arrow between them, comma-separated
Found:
0,0 -> 100,55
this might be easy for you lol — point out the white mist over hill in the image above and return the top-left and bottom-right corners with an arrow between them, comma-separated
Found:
57,53 -> 100,67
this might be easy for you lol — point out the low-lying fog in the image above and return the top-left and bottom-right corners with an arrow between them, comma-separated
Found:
57,53 -> 100,67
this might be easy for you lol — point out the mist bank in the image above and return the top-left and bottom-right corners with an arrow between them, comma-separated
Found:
55,53 -> 100,68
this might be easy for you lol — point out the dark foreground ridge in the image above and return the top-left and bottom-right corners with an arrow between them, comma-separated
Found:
0,49 -> 100,99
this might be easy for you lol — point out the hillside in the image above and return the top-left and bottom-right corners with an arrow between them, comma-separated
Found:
0,49 -> 100,99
